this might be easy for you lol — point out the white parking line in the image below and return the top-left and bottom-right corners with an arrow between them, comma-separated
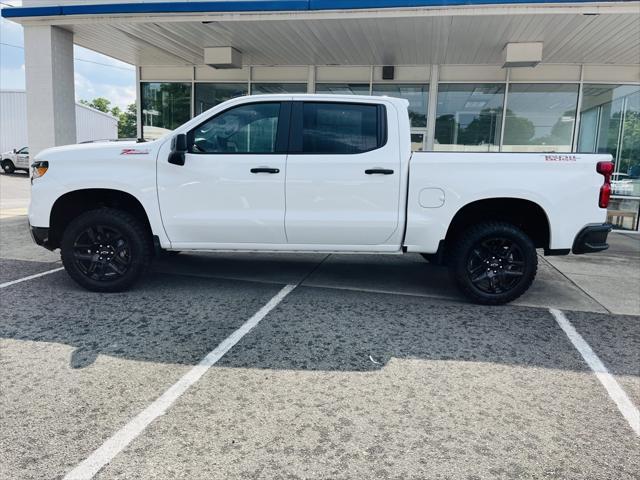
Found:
550,308 -> 640,436
63,283 -> 297,480
0,267 -> 64,288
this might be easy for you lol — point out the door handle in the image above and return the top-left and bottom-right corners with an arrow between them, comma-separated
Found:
250,167 -> 280,174
365,168 -> 394,175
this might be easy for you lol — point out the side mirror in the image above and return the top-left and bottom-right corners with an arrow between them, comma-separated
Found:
12,148 -> 17,153
168,133 -> 188,166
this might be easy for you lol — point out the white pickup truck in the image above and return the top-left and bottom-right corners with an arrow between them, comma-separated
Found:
29,94 -> 613,304
2,146 -> 30,174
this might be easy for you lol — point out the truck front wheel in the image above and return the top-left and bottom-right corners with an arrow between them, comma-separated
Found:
61,208 -> 152,292
450,222 -> 537,305
2,159 -> 15,174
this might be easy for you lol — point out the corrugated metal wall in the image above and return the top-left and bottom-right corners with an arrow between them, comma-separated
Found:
0,90 -> 29,154
0,90 -> 118,153
75,103 -> 119,143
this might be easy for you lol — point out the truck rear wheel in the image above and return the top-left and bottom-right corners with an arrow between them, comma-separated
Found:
449,222 -> 537,305
61,208 -> 151,292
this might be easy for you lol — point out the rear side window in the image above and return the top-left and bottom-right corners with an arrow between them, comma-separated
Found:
297,102 -> 386,154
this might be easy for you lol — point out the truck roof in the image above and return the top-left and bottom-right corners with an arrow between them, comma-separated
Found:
246,93 -> 410,107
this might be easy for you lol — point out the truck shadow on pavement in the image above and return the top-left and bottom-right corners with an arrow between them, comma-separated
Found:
1,257 -> 637,375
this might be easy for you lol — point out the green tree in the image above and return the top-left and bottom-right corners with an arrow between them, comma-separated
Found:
80,97 -> 112,113
116,103 -> 137,139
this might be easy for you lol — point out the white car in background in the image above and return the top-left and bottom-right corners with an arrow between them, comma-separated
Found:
611,173 -> 635,196
1,146 -> 30,174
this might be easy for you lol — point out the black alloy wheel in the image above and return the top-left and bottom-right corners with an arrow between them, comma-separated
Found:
450,222 -> 537,305
466,237 -> 525,295
72,224 -> 132,282
61,208 -> 151,292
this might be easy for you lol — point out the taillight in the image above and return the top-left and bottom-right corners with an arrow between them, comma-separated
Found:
597,161 -> 614,208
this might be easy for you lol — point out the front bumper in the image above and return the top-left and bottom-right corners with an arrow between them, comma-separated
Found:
30,225 -> 55,251
572,224 -> 611,255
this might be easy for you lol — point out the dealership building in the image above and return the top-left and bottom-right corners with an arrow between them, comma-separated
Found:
3,0 -> 639,230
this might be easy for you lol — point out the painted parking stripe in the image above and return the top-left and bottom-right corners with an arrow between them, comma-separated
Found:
0,267 -> 64,288
63,283 -> 297,480
550,308 -> 640,436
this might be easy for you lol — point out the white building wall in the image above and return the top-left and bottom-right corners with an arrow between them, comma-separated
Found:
0,90 -> 118,153
75,103 -> 119,143
0,90 -> 29,154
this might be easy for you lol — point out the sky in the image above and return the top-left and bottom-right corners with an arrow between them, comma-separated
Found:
0,7 -> 136,110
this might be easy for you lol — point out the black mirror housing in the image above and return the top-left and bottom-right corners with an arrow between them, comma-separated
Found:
173,133 -> 188,152
168,134 -> 187,166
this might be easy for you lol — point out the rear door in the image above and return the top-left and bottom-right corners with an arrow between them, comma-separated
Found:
285,100 -> 401,245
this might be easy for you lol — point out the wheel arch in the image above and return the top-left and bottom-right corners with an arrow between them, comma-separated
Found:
49,188 -> 153,249
439,197 -> 551,261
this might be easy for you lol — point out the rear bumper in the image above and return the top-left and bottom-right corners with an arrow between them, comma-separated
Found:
30,225 -> 55,251
572,224 -> 611,255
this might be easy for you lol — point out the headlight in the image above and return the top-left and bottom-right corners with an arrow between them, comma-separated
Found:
31,161 -> 48,180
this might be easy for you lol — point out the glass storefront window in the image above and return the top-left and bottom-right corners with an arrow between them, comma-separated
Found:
141,82 -> 191,140
251,83 -> 307,94
315,83 -> 370,96
371,84 -> 428,128
579,84 -> 640,230
434,83 -> 504,152
194,83 -> 248,115
502,83 -> 579,152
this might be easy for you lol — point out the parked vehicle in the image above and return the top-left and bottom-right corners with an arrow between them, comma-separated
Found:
28,95 -> 613,304
1,146 -> 29,174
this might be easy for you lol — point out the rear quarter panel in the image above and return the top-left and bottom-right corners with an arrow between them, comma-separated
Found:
405,152 -> 611,253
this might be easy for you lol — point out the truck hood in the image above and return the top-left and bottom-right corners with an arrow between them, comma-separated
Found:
34,140 -> 159,162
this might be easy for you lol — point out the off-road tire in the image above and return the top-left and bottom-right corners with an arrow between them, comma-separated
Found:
1,160 -> 15,174
449,221 -> 537,305
61,208 -> 152,292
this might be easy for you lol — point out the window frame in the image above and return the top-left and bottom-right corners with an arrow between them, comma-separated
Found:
288,101 -> 388,155
186,101 -> 292,155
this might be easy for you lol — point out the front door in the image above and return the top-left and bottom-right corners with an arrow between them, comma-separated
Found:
16,147 -> 29,169
157,101 -> 289,246
285,100 -> 401,246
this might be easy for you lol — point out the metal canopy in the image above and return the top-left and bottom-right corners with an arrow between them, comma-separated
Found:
4,2 -> 640,66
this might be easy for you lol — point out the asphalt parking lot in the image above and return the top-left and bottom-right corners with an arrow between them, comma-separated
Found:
1,172 -> 639,479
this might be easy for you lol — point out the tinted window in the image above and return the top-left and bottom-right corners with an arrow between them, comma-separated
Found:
302,103 -> 380,154
190,103 -> 280,154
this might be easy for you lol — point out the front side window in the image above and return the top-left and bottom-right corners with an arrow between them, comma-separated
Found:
301,102 -> 381,154
18,147 -> 28,155
189,102 -> 281,154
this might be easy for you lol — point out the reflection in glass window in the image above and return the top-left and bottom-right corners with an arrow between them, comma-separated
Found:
434,84 -> 504,152
141,82 -> 191,140
315,83 -> 370,96
371,84 -> 428,128
190,103 -> 280,154
194,83 -> 248,115
579,85 -> 640,181
302,103 -> 379,154
502,84 -> 579,152
251,83 -> 307,94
